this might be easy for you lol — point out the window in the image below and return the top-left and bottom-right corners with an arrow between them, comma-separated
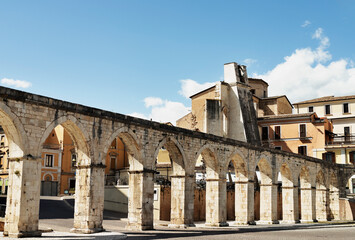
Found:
263,91 -> 267,98
275,146 -> 282,150
45,154 -> 54,167
299,124 -> 307,138
308,106 -> 314,113
344,127 -> 351,142
298,146 -> 307,156
110,157 -> 116,170
343,103 -> 349,113
262,126 -> 269,140
325,105 -> 331,115
274,126 -> 281,140
71,153 -> 77,167
349,151 -> 355,164
250,89 -> 256,95
322,152 -> 335,163
110,138 -> 117,149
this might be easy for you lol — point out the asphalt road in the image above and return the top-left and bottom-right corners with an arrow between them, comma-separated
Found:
36,196 -> 355,240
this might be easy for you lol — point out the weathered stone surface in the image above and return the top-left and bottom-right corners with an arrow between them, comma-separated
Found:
0,86 -> 354,237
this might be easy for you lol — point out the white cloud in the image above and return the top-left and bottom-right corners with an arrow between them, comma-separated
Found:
178,79 -> 217,99
243,58 -> 257,66
130,97 -> 190,124
301,20 -> 311,28
254,28 -> 355,103
144,97 -> 163,107
1,78 -> 32,88
128,112 -> 148,119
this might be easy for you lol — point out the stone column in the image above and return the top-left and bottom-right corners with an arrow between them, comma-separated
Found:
126,169 -> 154,230
205,178 -> 228,227
235,180 -> 255,225
316,188 -> 328,221
4,157 -> 42,238
169,174 -> 195,228
329,189 -> 340,220
71,164 -> 105,234
258,184 -> 278,224
280,186 -> 299,223
300,187 -> 316,223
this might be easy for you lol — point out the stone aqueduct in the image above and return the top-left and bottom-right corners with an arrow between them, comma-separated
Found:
0,86 -> 355,237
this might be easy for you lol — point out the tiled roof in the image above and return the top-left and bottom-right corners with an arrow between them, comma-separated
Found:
248,78 -> 269,86
293,95 -> 355,105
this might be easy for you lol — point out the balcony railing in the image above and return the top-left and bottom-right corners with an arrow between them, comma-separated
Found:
42,143 -> 61,150
326,135 -> 355,146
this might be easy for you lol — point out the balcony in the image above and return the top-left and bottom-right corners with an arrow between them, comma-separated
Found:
326,135 -> 355,146
42,143 -> 61,150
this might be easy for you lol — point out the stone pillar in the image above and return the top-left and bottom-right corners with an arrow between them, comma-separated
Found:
280,186 -> 299,223
71,164 -> 105,234
126,169 -> 154,230
235,181 -> 255,225
316,188 -> 328,221
4,157 -> 42,238
169,174 -> 195,228
300,187 -> 316,223
258,184 -> 278,224
329,189 -> 340,220
205,178 -> 228,227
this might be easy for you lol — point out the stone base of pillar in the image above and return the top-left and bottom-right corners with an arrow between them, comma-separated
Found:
168,223 -> 196,229
205,222 -> 229,227
316,218 -> 328,222
3,230 -> 42,238
70,227 -> 105,234
300,219 -> 317,223
126,223 -> 154,231
279,220 -> 300,224
256,220 -> 279,225
234,221 -> 256,225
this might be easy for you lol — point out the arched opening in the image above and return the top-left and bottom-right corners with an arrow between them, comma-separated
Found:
229,152 -> 252,225
152,137 -> 190,227
316,170 -> 328,221
279,163 -> 298,223
199,147 -> 226,226
39,125 -> 78,196
299,166 -> 315,222
255,158 -> 276,223
102,129 -> 145,230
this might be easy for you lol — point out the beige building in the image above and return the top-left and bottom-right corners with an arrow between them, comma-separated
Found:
177,62 -> 260,145
258,113 -> 333,158
294,95 -> 355,194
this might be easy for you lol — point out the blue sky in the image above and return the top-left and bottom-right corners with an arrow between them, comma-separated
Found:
1,1 -> 355,123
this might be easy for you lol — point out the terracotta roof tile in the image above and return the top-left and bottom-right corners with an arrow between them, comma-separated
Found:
293,95 -> 355,105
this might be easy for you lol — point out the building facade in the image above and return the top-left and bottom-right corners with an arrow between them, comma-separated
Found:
258,113 -> 333,158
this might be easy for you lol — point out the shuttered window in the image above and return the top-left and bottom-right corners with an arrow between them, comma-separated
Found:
322,152 -> 336,163
298,146 -> 307,156
275,126 -> 281,140
300,124 -> 306,138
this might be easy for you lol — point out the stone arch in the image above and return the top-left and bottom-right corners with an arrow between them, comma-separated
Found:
153,136 -> 186,175
43,173 -> 54,181
229,150 -> 248,182
280,163 -> 293,188
37,114 -> 90,165
196,144 -> 218,179
300,166 -> 311,188
316,170 -> 326,190
103,126 -> 142,170
0,102 -> 28,158
256,158 -> 273,185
